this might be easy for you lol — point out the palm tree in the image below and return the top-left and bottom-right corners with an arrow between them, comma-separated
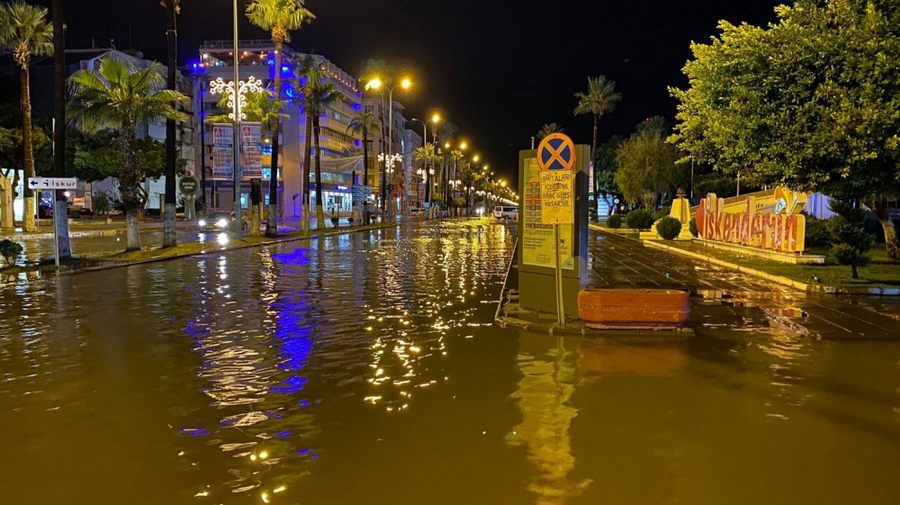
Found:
536,122 -> 564,140
304,69 -> 342,228
574,75 -> 622,181
50,0 -> 70,257
0,1 -> 52,233
293,55 -> 316,233
346,110 -> 379,187
247,0 -> 314,237
160,0 -> 181,247
68,56 -> 188,251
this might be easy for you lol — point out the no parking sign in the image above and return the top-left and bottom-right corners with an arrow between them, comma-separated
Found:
537,133 -> 575,225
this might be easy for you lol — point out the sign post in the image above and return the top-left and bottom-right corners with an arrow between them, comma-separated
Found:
536,133 -> 576,325
179,173 -> 200,221
28,177 -> 77,270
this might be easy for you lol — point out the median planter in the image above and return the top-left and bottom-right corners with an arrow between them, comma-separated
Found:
578,288 -> 690,330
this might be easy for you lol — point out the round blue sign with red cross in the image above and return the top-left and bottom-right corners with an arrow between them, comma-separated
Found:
537,133 -> 576,171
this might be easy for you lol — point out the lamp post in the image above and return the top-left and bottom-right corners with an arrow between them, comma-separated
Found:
365,77 -> 411,217
231,0 -> 242,237
411,117 -> 428,213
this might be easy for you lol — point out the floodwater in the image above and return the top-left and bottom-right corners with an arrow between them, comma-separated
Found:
1,219 -> 898,505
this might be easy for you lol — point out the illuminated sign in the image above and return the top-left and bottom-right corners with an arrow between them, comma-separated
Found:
695,187 -> 808,253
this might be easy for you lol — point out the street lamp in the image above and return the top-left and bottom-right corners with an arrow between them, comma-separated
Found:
472,154 -> 480,163
366,75 -> 412,215
411,116 -> 431,213
231,0 -> 242,237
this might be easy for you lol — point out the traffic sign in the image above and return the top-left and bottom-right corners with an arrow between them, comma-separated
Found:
179,176 -> 200,196
540,170 -> 574,225
28,177 -> 77,190
537,133 -> 576,171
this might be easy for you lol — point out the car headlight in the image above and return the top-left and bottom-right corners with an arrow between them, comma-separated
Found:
215,218 -> 229,229
198,219 -> 207,227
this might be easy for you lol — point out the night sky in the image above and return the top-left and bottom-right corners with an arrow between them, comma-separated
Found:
39,0 -> 782,182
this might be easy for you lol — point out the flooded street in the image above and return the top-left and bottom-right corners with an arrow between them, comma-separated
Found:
1,219 -> 899,505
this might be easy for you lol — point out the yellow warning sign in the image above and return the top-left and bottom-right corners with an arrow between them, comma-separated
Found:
540,170 -> 574,225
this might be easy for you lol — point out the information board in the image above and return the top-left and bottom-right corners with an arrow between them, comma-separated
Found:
522,158 -> 573,269
211,124 -> 233,179
240,122 -> 262,179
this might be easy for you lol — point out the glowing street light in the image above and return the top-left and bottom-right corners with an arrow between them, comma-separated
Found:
472,154 -> 480,163
400,77 -> 412,90
365,77 -> 382,90
459,141 -> 468,151
431,112 -> 441,124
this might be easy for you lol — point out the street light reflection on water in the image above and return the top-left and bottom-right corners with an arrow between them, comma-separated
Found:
0,219 -> 899,505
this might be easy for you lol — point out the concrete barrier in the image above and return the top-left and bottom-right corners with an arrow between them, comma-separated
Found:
578,289 -> 690,330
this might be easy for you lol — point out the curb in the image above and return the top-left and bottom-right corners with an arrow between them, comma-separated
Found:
1,220 -> 412,284
640,239 -> 811,291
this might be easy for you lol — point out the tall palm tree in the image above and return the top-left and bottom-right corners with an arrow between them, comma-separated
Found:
347,110 -> 379,188
536,122 -> 564,140
0,1 -> 52,233
574,75 -> 622,178
50,0 -> 70,257
293,55 -> 316,233
304,70 -> 342,228
68,56 -> 188,251
161,0 -> 180,247
247,0 -> 314,237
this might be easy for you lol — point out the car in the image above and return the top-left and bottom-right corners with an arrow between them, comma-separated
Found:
198,212 -> 244,233
493,206 -> 518,220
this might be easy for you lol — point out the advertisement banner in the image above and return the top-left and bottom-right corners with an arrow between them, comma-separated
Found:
211,124 -> 233,180
240,122 -> 262,180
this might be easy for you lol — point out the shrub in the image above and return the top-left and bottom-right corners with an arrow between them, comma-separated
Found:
804,216 -> 830,248
607,214 -> 623,229
827,210 -> 874,279
92,192 -> 111,215
689,217 -> 698,237
625,209 -> 654,230
0,239 -> 23,266
653,206 -> 671,221
656,217 -> 682,240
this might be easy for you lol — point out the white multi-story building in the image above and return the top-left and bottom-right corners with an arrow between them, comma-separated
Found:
193,40 -> 363,215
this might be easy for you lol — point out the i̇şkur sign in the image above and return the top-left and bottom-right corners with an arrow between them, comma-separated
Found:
695,187 -> 808,253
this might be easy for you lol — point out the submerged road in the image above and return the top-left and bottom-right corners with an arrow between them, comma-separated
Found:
1,219 -> 898,505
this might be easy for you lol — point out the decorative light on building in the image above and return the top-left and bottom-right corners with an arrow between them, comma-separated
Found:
208,75 -> 264,120
378,153 -> 403,174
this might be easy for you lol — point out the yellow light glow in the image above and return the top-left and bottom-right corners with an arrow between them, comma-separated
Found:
443,142 -> 451,149
472,155 -> 480,162
431,112 -> 441,124
273,486 -> 287,494
500,180 -> 507,187
459,141 -> 468,150
259,451 -> 269,460
400,77 -> 412,89
261,492 -> 270,503
365,77 -> 382,90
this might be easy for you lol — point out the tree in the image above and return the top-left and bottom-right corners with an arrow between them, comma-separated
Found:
68,56 -> 188,251
51,0 -> 70,257
670,0 -> 900,259
303,68 -> 342,228
574,75 -> 622,181
615,127 -> 680,207
161,0 -> 180,247
0,1 -> 53,233
347,110 -> 380,188
246,0 -> 314,237
828,199 -> 874,279
293,55 -> 317,233
536,122 -> 564,140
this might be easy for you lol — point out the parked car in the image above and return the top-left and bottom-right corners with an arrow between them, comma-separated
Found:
493,206 -> 518,220
198,212 -> 246,233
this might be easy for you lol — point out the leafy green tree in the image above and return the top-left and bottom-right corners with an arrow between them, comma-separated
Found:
670,0 -> 900,258
247,0 -> 314,237
68,56 -> 188,251
347,110 -> 380,187
574,75 -> 622,175
0,0 -> 53,232
828,199 -> 874,279
615,127 -> 680,207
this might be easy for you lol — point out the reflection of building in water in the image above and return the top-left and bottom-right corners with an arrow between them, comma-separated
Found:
506,333 -> 591,504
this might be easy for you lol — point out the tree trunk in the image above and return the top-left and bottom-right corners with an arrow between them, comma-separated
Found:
851,264 -> 859,279
362,127 -> 369,186
0,173 -> 13,229
591,114 -> 598,194
871,198 -> 899,260
120,123 -> 142,251
20,64 -> 36,233
250,177 -> 261,236
266,40 -> 283,237
125,209 -> 141,251
314,116 -> 325,228
51,0 -> 71,257
302,110 -> 312,234
163,0 -> 178,247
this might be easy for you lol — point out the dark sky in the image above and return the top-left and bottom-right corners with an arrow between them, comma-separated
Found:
41,0 -> 782,182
